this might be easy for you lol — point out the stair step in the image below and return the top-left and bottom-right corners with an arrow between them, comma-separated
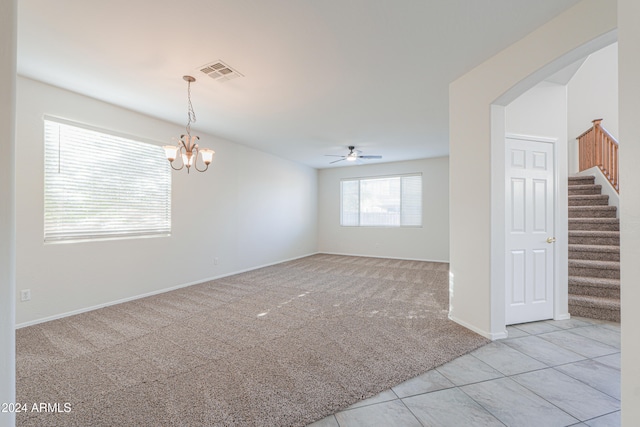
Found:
568,206 -> 617,218
568,184 -> 602,195
569,276 -> 620,287
569,259 -> 620,270
569,294 -> 620,309
569,295 -> 620,322
568,194 -> 609,206
569,259 -> 620,279
568,276 -> 620,298
568,175 -> 595,185
568,218 -> 619,231
568,230 -> 619,245
569,244 -> 620,261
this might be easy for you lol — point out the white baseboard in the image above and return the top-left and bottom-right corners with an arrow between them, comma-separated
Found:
554,313 -> 571,321
448,314 -> 507,341
319,251 -> 449,264
15,252 -> 319,329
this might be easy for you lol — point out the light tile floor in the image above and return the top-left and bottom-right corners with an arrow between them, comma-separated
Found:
309,317 -> 620,427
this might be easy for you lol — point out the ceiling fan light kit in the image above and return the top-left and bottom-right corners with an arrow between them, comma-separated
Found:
163,76 -> 215,174
325,145 -> 382,165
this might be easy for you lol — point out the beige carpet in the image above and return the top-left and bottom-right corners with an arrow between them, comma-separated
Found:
16,254 -> 489,426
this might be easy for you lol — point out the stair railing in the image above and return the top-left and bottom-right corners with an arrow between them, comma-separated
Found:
577,119 -> 619,193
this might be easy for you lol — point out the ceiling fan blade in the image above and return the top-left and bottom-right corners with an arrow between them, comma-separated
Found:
325,147 -> 380,164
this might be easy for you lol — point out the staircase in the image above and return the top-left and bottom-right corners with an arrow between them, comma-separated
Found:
568,175 -> 620,322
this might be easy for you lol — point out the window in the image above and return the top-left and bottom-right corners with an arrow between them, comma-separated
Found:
44,117 -> 171,243
340,174 -> 422,227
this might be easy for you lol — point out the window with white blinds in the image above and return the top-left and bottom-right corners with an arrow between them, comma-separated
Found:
340,174 -> 422,227
44,118 -> 171,243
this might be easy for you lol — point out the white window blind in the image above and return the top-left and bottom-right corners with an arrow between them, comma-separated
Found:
340,174 -> 422,227
44,118 -> 171,243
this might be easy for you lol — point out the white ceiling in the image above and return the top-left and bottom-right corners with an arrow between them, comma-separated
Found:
17,0 -> 581,169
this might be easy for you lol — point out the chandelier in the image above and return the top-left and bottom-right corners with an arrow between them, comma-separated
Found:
163,76 -> 215,173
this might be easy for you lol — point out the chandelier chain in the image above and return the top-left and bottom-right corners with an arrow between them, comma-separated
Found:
186,80 -> 197,136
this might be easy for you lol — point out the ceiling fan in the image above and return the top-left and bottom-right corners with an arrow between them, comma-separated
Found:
325,146 -> 382,164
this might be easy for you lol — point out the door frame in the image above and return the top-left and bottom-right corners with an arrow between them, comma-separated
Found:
490,106 -> 569,339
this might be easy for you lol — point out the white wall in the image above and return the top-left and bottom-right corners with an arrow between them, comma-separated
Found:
449,0 -> 616,338
506,81 -> 568,138
618,0 -> 640,422
15,77 -> 318,326
0,1 -> 17,425
318,158 -> 449,262
505,81 -> 570,321
568,43 -> 618,174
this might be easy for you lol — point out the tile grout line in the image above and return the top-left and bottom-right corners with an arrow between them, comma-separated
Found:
580,409 -> 621,425
505,372 -> 593,424
466,374 -> 581,426
453,382 -> 510,427
467,351 -> 552,378
499,334 -> 588,367
393,389 -> 429,427
549,363 -> 621,402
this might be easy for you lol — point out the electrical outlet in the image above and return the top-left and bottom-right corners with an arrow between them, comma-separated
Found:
214,257 -> 219,265
20,289 -> 31,302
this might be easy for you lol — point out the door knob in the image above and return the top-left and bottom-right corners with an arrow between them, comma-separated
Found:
546,237 -> 556,243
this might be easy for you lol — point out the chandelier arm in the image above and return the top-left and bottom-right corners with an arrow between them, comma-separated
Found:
171,145 -> 187,171
190,135 -> 200,152
194,163 -> 209,173
178,136 -> 189,151
169,160 -> 184,171
193,146 -> 209,173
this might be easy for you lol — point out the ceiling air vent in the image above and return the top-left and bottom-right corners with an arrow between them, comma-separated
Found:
198,60 -> 244,82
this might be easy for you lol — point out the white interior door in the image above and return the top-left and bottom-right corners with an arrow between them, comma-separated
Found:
505,137 -> 555,325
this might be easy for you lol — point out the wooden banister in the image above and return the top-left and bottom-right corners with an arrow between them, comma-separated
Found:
577,119 -> 619,193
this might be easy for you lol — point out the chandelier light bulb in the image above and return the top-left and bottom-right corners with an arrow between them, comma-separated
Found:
200,149 -> 215,165
163,145 -> 178,162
